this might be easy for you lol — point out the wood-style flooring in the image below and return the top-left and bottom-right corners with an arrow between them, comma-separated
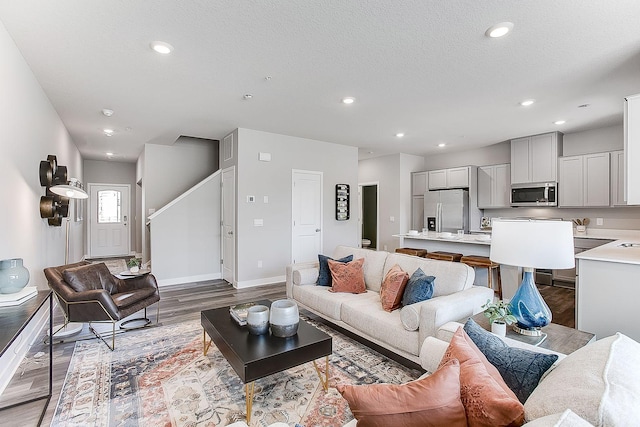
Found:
0,280 -> 575,426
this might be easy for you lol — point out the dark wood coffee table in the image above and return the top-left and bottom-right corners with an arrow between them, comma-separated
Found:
201,300 -> 332,423
469,313 -> 595,354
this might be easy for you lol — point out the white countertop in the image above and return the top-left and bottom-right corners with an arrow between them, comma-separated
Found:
576,238 -> 640,265
572,228 -> 640,240
394,231 -> 491,246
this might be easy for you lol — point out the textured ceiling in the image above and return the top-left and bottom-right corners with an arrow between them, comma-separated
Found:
1,1 -> 639,162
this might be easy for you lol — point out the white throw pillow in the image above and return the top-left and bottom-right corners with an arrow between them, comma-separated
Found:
524,333 -> 640,426
400,303 -> 420,331
292,267 -> 319,285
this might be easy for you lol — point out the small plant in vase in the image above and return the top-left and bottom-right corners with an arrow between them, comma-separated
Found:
482,299 -> 517,337
127,258 -> 140,273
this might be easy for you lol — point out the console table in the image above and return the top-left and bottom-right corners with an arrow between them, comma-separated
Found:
0,290 -> 52,426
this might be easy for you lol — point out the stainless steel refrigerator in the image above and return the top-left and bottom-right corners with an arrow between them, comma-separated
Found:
424,189 -> 469,233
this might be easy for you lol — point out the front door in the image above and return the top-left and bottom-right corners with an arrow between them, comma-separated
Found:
222,167 -> 235,285
291,170 -> 322,264
88,184 -> 131,257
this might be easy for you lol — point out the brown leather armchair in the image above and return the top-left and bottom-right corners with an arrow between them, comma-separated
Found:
44,261 -> 160,350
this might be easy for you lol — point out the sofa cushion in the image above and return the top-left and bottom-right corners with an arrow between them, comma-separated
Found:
523,409 -> 594,427
401,268 -> 434,306
524,333 -> 640,426
332,246 -> 388,292
379,264 -> 409,312
341,294 -> 420,356
329,258 -> 366,294
317,254 -> 353,286
63,262 -> 119,294
293,267 -> 319,286
292,285 -> 374,321
464,318 -> 558,403
440,327 -> 525,427
336,358 -> 467,427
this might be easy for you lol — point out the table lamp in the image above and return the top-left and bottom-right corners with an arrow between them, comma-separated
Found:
490,218 -> 574,336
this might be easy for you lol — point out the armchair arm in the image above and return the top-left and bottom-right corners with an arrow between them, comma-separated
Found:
285,262 -> 319,298
117,273 -> 159,293
61,288 -> 121,322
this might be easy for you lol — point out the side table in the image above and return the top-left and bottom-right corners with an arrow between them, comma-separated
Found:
469,313 -> 595,354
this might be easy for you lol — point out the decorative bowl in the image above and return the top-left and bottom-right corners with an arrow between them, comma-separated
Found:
269,299 -> 299,337
0,258 -> 30,294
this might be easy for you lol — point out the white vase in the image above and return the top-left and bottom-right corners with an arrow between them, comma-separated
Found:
247,305 -> 270,335
269,299 -> 299,337
491,321 -> 507,337
129,265 -> 139,273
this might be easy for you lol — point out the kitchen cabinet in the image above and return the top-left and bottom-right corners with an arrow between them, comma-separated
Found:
412,196 -> 424,230
428,166 -> 470,190
412,172 -> 427,196
611,150 -> 626,206
477,164 -> 510,209
510,132 -> 562,184
625,93 -> 640,204
558,152 -> 610,207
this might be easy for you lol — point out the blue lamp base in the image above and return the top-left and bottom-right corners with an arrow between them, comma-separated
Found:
509,268 -> 552,336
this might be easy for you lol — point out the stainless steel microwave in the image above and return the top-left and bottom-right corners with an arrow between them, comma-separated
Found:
511,182 -> 557,207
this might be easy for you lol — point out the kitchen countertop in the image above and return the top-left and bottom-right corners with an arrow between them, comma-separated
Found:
576,238 -> 640,265
394,231 -> 491,246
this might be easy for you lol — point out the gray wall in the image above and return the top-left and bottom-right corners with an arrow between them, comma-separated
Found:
0,21 -> 83,289
83,159 -> 138,255
233,128 -> 359,286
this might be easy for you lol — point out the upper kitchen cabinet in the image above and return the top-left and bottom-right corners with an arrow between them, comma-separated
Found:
412,171 -> 428,195
477,163 -> 511,209
611,150 -> 626,206
558,152 -> 610,207
510,132 -> 562,184
624,94 -> 640,204
428,166 -> 470,190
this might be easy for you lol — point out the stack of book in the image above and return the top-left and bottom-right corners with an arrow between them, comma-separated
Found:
229,302 -> 255,326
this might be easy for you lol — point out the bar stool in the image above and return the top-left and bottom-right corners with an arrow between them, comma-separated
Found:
395,248 -> 428,257
460,255 -> 502,299
425,251 -> 463,262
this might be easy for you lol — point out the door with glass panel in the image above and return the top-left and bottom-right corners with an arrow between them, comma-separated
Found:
88,184 -> 131,258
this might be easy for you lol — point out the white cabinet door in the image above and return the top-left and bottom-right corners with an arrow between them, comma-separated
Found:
477,166 -> 493,208
412,196 -> 424,230
559,156 -> 584,207
625,94 -> 640,204
531,133 -> 558,183
510,137 -> 531,184
412,172 -> 427,195
611,150 -> 626,206
428,170 -> 447,190
494,164 -> 511,207
447,167 -> 469,188
584,153 -> 610,206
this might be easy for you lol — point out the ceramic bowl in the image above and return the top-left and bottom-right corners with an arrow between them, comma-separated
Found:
269,299 -> 299,337
407,230 -> 419,235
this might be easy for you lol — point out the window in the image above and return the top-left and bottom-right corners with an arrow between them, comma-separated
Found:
97,190 -> 121,223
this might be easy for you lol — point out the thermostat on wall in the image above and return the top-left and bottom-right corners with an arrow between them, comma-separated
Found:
259,152 -> 271,162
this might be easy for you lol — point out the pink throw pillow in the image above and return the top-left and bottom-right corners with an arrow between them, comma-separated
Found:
379,264 -> 409,311
328,258 -> 366,293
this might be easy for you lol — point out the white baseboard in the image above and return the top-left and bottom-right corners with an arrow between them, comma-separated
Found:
157,272 -> 222,287
0,299 -> 50,395
234,275 -> 285,289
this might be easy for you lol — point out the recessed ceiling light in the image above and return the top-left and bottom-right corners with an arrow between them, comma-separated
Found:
243,94 -> 253,100
554,120 -> 566,125
438,143 -> 446,148
485,22 -> 514,38
150,41 -> 173,54
395,133 -> 405,138
102,108 -> 114,117
106,152 -> 114,157
103,128 -> 114,136
520,99 -> 535,107
342,97 -> 355,104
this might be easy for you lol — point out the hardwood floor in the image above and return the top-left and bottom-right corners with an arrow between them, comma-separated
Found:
0,280 -> 575,426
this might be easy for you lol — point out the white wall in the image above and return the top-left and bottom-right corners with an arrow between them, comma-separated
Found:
0,20 -> 83,289
233,128 -> 359,287
423,141 -> 511,170
562,125 -> 623,156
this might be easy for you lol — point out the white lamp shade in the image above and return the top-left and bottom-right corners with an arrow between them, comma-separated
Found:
490,219 -> 575,269
49,181 -> 88,199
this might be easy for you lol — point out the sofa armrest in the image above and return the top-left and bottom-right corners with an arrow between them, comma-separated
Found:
416,285 -> 495,344
285,261 -> 319,298
419,336 -> 450,373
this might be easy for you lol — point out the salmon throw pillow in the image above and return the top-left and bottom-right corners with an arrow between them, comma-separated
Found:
328,258 -> 366,293
379,264 -> 410,311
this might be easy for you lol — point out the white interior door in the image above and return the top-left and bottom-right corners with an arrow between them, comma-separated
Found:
292,170 -> 323,264
89,184 -> 130,258
222,167 -> 235,285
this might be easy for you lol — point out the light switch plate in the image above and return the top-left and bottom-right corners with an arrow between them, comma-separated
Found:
596,218 -> 603,226
247,195 -> 255,203
263,196 -> 269,203
254,219 -> 263,226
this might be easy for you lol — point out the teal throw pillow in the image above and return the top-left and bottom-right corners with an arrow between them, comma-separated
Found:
317,254 -> 353,286
401,268 -> 435,306
463,318 -> 558,403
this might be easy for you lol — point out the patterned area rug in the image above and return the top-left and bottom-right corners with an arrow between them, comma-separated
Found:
52,317 -> 422,426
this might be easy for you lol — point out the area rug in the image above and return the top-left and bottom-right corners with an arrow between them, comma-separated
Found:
52,317 -> 422,427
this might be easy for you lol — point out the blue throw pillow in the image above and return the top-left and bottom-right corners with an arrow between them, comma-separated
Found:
317,254 -> 353,286
463,318 -> 558,403
401,268 -> 435,306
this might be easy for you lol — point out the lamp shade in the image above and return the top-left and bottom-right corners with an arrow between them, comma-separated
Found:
49,179 -> 88,199
490,219 -> 574,269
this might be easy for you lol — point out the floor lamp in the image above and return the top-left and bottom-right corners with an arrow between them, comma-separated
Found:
490,218 -> 574,336
48,179 -> 88,339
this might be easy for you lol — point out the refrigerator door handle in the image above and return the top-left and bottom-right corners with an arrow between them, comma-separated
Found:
436,202 -> 442,232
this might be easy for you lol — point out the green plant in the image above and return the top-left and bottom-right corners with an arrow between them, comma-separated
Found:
482,299 -> 517,325
127,258 -> 140,268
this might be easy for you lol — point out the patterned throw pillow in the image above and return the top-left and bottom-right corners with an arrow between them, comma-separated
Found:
328,258 -> 366,294
317,254 -> 353,286
401,268 -> 435,306
379,264 -> 410,312
336,358 -> 467,427
439,327 -> 525,427
464,318 -> 558,403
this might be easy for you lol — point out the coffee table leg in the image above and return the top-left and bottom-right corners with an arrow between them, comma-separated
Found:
245,381 -> 255,423
312,356 -> 329,392
203,329 -> 213,356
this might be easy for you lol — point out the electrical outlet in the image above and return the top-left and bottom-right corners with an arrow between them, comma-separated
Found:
383,245 -> 388,251
257,260 -> 263,268
596,218 -> 603,226
389,216 -> 395,222
247,195 -> 255,203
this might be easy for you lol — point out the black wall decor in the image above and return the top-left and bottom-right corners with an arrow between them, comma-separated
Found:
39,155 -> 69,226
335,184 -> 350,221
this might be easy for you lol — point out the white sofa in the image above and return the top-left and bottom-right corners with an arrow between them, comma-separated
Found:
285,245 -> 494,365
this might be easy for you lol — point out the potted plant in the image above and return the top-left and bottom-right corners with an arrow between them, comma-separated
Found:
127,257 -> 140,274
482,299 -> 517,337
